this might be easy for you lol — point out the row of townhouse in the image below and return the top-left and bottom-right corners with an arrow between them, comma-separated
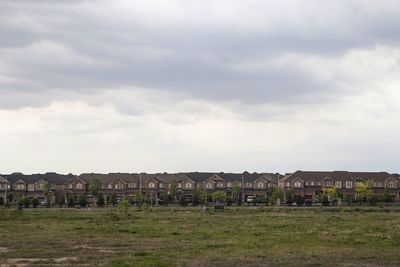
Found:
280,171 -> 400,201
0,172 -> 282,204
1,171 -> 400,204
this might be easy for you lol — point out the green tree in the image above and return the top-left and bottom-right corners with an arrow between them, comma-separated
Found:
19,197 -> 30,208
169,179 -> 178,203
270,187 -> 284,204
96,193 -> 105,207
286,189 -> 295,205
212,191 -> 226,203
118,198 -> 130,215
110,193 -> 118,206
89,178 -> 100,201
78,196 -> 87,207
43,182 -> 51,207
226,194 -> 233,206
232,182 -> 241,205
134,192 -> 144,206
382,189 -> 394,202
32,198 -> 39,208
196,186 -> 208,206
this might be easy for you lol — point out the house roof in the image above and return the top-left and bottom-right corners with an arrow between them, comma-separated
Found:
283,171 -> 392,183
1,172 -> 74,184
79,173 -> 139,184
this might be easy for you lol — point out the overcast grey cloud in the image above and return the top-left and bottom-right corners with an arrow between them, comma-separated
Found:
0,0 -> 400,173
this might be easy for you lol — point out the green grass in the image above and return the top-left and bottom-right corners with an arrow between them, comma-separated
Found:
1,206 -> 400,266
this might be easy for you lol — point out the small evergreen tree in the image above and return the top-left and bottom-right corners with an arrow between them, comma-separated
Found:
118,198 -> 130,215
286,189 -> 294,205
111,193 -> 118,206
96,193 -> 105,207
32,198 -> 39,208
78,196 -> 87,207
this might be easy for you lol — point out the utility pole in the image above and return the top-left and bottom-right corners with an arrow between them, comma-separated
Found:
139,173 -> 142,196
4,176 -> 8,207
242,173 -> 245,207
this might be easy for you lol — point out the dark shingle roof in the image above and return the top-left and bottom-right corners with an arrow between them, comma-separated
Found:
283,171 -> 391,183
79,173 -> 139,184
2,172 -> 73,184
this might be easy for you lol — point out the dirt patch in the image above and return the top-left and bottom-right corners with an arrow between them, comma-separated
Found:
5,258 -> 47,267
73,244 -> 116,253
54,256 -> 79,263
0,247 -> 9,253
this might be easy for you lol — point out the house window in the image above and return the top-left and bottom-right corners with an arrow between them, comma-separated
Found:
246,182 -> 252,188
116,183 -> 124,190
257,182 -> 264,188
149,182 -> 155,188
217,182 -> 224,188
185,183 -> 192,189
107,184 -> 112,189
16,184 -> 24,190
325,181 -> 333,187
285,182 -> 290,187
206,183 -> 213,189
227,182 -> 232,187
305,181 -> 309,186
76,183 -> 83,189
317,182 -> 321,186
311,181 -> 314,186
68,184 -> 73,189
128,182 -> 136,188
294,181 -> 301,188
335,181 -> 342,188
159,183 -> 164,188
38,184 -> 44,190
345,181 -> 352,189
377,182 -> 382,187
388,182 -> 396,188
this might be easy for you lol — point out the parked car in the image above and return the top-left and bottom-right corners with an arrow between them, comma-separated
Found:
246,196 -> 254,203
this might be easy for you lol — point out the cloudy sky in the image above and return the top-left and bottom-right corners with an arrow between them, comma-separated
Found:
1,0 -> 399,174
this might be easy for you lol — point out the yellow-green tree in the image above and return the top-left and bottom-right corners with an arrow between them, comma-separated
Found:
212,191 -> 226,203
355,180 -> 374,203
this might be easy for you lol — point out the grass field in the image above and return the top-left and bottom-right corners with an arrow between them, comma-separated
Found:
1,206 -> 400,266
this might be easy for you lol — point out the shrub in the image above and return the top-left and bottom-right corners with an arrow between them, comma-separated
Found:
265,195 -> 270,206
111,194 -> 118,206
294,195 -> 305,206
226,195 -> 232,206
322,195 -> 330,206
32,198 -> 39,208
19,197 -> 30,208
179,195 -> 188,207
67,197 -> 75,207
78,196 -> 87,207
286,189 -> 294,205
97,194 -> 105,207
382,190 -> 394,203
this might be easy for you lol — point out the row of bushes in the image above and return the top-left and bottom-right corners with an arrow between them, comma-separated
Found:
17,197 -> 40,208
